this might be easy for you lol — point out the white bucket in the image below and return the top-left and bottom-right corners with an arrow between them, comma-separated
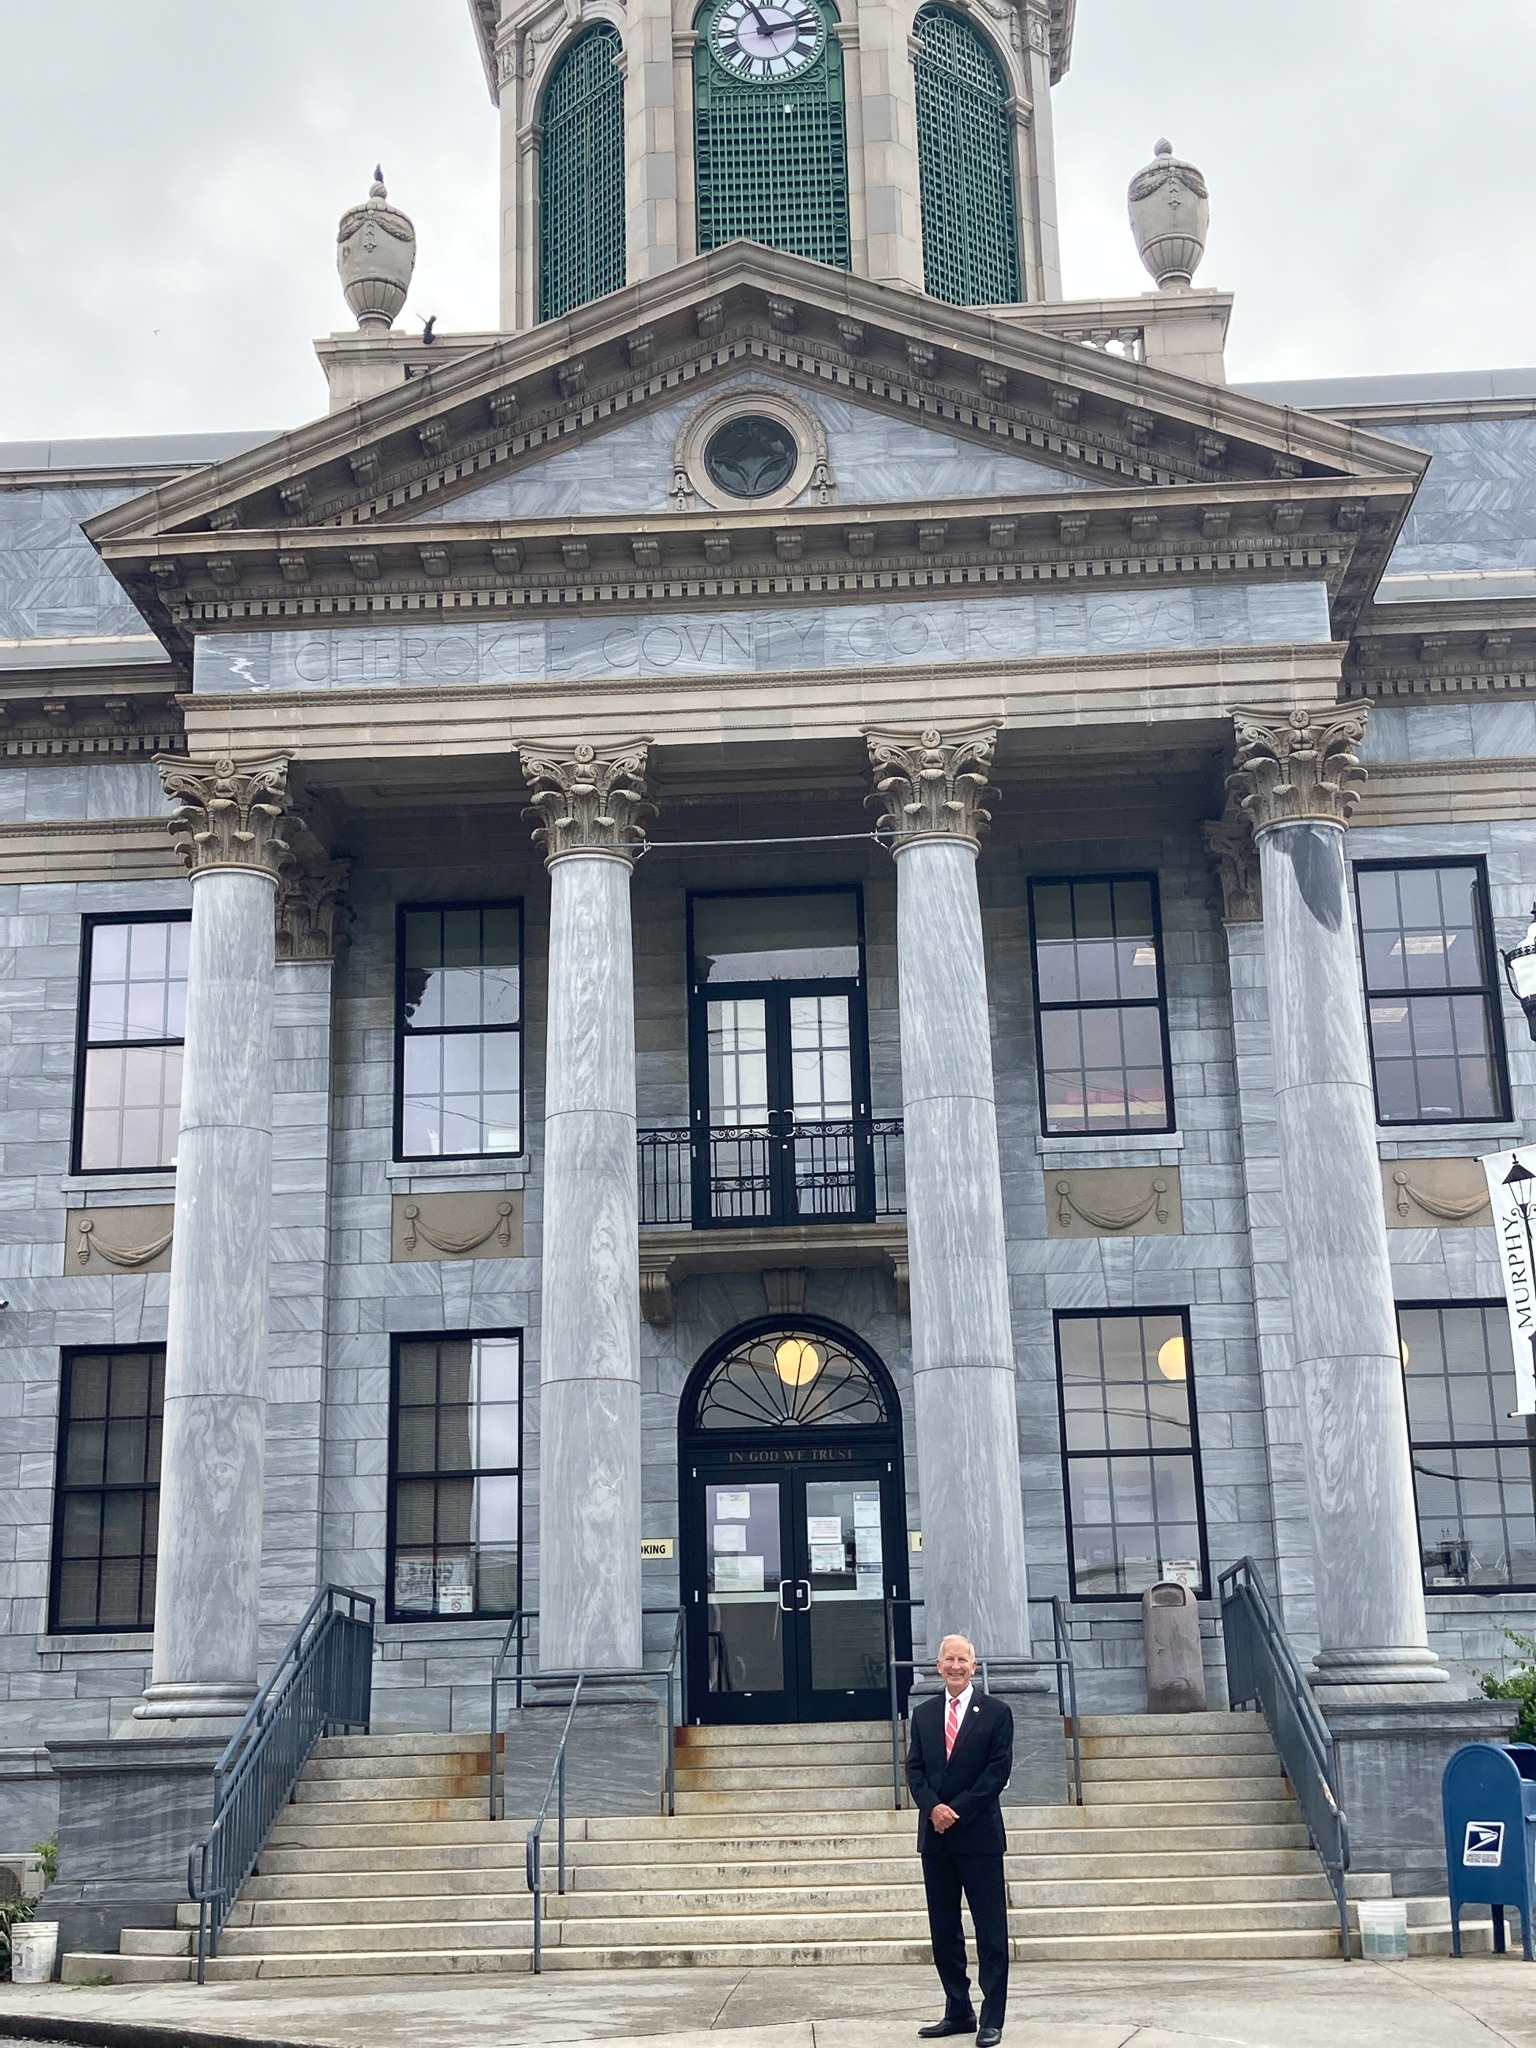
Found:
9,1919 -> 59,1983
1357,1899 -> 1409,1959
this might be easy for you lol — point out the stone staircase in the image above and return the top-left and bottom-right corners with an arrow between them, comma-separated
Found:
63,1710 -> 1419,1982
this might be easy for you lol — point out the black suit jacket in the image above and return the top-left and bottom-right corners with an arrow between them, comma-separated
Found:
906,1688 -> 1013,1856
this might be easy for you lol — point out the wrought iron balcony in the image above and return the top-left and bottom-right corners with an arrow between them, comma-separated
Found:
638,1117 -> 905,1229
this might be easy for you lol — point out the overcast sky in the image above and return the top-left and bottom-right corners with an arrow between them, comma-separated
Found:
2,1 -> 1532,440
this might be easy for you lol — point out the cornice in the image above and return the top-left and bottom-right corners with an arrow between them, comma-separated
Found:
1346,595 -> 1536,701
0,674 -> 185,759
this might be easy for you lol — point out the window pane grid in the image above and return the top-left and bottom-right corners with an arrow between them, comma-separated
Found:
1030,876 -> 1173,1135
539,26 -> 626,321
76,917 -> 189,1172
1400,1302 -> 1536,1590
1056,1312 -> 1206,1600
52,1348 -> 164,1633
1356,863 -> 1507,1124
913,5 -> 1022,307
398,903 -> 522,1160
390,1335 -> 522,1621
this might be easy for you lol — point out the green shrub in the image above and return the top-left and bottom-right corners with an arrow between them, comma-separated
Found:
1477,1626 -> 1536,1747
0,1893 -> 36,1980
31,1836 -> 58,1889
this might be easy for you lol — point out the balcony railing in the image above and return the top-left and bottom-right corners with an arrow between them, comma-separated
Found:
638,1117 -> 905,1229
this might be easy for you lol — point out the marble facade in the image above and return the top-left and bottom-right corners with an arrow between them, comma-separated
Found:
6,228 -> 1536,1919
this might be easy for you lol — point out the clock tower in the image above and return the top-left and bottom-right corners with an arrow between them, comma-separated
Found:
467,0 -> 1074,332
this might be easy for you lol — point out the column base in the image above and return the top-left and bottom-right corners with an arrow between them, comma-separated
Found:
1309,1644 -> 1451,1705
1323,1696 -> 1519,1894
128,1679 -> 255,1740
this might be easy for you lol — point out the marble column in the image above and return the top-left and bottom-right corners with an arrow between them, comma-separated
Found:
134,756 -> 291,1729
868,727 -> 1032,1661
1228,708 -> 1445,1701
521,741 -> 652,1674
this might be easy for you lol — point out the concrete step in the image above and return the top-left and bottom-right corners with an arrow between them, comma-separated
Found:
61,1951 -> 192,1985
119,1928 -> 193,1956
316,1732 -> 506,1758
1077,1729 -> 1277,1761
564,1847 -> 1331,1890
1075,1713 -> 1259,1738
1077,1753 -> 1281,1783
1078,1775 -> 1292,1806
675,1721 -> 891,1748
216,1893 -> 539,1930
276,1794 -> 494,1824
213,1920 -> 537,1957
671,1786 -> 898,1814
672,1763 -> 893,1792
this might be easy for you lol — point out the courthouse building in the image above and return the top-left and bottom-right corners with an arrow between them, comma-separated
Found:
4,0 -> 1536,1907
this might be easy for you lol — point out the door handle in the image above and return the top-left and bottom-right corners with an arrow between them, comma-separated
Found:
778,1579 -> 795,1612
798,1579 -> 812,1612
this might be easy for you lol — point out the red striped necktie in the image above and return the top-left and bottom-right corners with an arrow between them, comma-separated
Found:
945,1696 -> 959,1757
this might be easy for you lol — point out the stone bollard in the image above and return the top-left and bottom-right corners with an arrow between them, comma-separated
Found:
1143,1579 -> 1207,1713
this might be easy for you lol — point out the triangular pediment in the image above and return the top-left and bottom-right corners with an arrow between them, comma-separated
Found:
83,243 -> 1430,657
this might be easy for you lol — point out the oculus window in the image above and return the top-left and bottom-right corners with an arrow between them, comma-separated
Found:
1029,876 -> 1174,1135
51,1347 -> 163,1633
73,914 -> 189,1173
693,0 -> 851,270
396,903 -> 522,1161
1055,1310 -> 1208,1600
1356,861 -> 1508,1124
913,6 -> 1022,307
704,416 -> 798,499
539,25 -> 626,321
1400,1301 -> 1536,1591
389,1333 -> 522,1621
687,888 -> 882,1225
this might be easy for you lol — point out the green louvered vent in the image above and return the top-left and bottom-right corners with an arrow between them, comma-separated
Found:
539,25 -> 626,322
913,6 -> 1022,306
693,0 -> 851,270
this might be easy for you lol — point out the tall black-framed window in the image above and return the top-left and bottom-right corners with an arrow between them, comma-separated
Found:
396,902 -> 523,1162
1055,1308 -> 1208,1600
72,913 -> 189,1174
1399,1300 -> 1536,1592
1029,875 -> 1174,1136
388,1331 -> 522,1622
686,886 -> 875,1226
50,1346 -> 163,1633
1355,860 -> 1508,1124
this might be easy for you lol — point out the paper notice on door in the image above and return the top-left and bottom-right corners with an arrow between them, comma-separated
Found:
856,1528 -> 883,1568
714,1554 -> 765,1592
714,1491 -> 752,1519
712,1523 -> 747,1552
853,1493 -> 881,1526
807,1516 -> 842,1542
809,1542 -> 846,1575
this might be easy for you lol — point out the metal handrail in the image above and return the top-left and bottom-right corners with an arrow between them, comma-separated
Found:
637,1116 -> 906,1227
1219,1557 -> 1351,1959
489,1607 -> 686,1821
883,1596 -> 1084,1811
187,1584 -> 374,1983
520,1632 -> 685,1975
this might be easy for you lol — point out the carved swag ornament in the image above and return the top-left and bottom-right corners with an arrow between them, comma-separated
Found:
520,741 -> 654,861
1227,707 -> 1369,835
865,727 -> 999,848
157,754 -> 292,880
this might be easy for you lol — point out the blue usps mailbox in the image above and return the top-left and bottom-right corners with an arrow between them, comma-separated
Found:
1442,1742 -> 1536,1960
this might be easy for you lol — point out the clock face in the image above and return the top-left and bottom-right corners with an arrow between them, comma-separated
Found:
710,0 -> 825,80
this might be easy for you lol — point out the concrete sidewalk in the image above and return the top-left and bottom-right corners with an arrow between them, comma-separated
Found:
2,1957 -> 1534,2048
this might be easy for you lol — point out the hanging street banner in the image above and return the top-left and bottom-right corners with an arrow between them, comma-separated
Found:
1481,1150 -> 1536,1415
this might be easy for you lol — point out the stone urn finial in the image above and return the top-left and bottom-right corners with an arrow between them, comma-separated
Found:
1127,138 -> 1209,290
336,166 -> 417,331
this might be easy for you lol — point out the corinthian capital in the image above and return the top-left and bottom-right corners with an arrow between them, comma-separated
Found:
1200,802 -> 1262,923
520,740 -> 653,863
276,819 -> 351,961
865,726 -> 998,848
157,754 -> 292,880
1227,707 -> 1368,834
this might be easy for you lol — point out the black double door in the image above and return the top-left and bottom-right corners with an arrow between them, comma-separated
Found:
682,1444 -> 912,1723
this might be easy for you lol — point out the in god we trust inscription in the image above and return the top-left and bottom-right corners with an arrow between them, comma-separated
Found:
191,581 -> 1331,694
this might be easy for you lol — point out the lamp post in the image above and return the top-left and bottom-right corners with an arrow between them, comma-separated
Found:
1502,902 -> 1536,1042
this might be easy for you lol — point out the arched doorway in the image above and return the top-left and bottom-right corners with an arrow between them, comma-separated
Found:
679,1315 -> 912,1723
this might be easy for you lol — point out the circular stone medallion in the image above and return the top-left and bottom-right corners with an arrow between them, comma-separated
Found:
703,414 -> 798,499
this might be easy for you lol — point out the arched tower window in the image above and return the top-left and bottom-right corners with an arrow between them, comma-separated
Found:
693,0 -> 851,271
539,24 -> 626,322
912,6 -> 1022,306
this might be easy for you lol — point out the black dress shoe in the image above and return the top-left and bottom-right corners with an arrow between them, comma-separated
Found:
976,2028 -> 1002,2047
917,2020 -> 976,2039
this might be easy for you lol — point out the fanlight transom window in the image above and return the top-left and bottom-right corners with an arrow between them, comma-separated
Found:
691,1329 -> 889,1429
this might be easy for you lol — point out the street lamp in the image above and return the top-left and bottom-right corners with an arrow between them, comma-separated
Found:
1503,901 -> 1536,1041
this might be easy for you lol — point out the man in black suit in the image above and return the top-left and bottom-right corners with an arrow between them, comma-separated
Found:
906,1633 -> 1013,2046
